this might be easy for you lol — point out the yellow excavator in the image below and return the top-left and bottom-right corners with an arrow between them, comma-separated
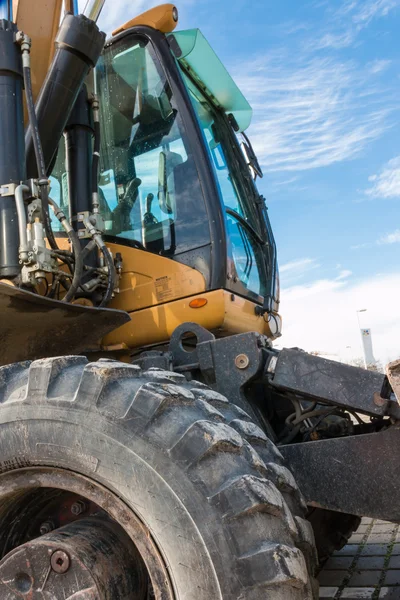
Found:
0,1 -> 399,598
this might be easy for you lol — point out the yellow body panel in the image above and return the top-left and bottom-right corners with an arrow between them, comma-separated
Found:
107,243 -> 206,312
112,4 -> 178,36
55,240 -> 275,349
102,289 -> 274,349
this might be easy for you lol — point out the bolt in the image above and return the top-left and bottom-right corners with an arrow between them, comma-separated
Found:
39,521 -> 55,536
70,500 -> 87,516
235,353 -> 250,370
50,550 -> 70,574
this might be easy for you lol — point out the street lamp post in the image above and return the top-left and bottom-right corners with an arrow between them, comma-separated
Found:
356,309 -> 368,369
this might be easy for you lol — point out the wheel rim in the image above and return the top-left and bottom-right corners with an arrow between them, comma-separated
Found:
0,467 -> 174,599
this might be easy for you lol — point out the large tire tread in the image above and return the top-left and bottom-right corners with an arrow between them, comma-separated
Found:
0,357 -> 318,598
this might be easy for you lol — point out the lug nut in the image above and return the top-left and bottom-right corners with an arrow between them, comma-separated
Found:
71,500 -> 87,516
50,550 -> 70,574
39,520 -> 55,535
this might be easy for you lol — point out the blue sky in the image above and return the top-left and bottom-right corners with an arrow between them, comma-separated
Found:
87,0 -> 400,364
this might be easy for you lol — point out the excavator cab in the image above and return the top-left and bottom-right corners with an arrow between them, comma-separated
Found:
49,23 -> 281,349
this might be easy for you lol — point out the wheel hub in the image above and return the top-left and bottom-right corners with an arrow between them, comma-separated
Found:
0,517 -> 147,599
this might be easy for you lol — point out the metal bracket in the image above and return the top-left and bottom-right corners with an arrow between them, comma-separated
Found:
0,179 -> 40,200
0,183 -> 17,197
169,324 -> 267,417
27,199 -> 42,223
76,211 -> 105,239
169,322 -> 215,369
281,425 -> 400,522
268,347 -> 395,417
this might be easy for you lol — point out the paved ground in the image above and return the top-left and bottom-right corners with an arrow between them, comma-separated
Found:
318,518 -> 400,599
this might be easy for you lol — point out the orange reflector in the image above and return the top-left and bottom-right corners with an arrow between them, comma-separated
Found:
189,298 -> 208,308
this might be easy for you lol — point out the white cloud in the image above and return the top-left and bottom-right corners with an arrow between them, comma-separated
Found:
235,56 -> 392,172
336,269 -> 352,280
278,271 -> 400,365
377,229 -> 400,244
279,258 -> 320,286
365,156 -> 400,198
350,0 -> 399,25
351,242 -> 372,250
313,0 -> 400,49
351,228 -> 400,249
367,59 -> 392,74
280,258 -> 317,273
313,30 -> 355,50
233,0 -> 399,173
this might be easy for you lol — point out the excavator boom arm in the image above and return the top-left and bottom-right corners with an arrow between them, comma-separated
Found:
12,0 -> 64,103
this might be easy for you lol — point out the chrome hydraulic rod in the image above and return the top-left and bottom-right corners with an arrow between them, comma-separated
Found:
14,184 -> 30,262
82,0 -> 107,22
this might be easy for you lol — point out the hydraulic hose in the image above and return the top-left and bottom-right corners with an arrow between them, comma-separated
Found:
20,40 -> 58,251
48,197 -> 83,303
61,228 -> 82,303
97,240 -> 115,307
82,212 -> 116,306
81,238 -> 97,260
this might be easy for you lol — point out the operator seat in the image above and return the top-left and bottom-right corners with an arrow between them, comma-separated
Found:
143,149 -> 182,254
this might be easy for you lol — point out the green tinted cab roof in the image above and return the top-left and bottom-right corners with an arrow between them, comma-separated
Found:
167,29 -> 252,132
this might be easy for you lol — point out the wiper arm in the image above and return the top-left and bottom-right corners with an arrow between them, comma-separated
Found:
241,132 -> 263,179
225,207 -> 265,246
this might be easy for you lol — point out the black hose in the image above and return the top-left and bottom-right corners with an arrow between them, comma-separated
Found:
81,239 -> 97,261
48,197 -> 83,303
98,243 -> 115,307
62,228 -> 83,303
90,109 -> 115,308
23,66 -> 45,178
90,104 -> 115,306
278,424 -> 302,446
22,64 -> 58,250
303,408 -> 338,441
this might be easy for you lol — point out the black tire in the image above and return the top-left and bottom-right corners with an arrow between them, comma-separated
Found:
308,507 -> 361,562
0,356 -> 318,599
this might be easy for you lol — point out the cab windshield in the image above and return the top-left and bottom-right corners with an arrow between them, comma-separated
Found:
181,71 -> 268,299
95,34 -> 210,256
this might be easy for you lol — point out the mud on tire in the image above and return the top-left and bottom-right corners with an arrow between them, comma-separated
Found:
0,356 -> 318,599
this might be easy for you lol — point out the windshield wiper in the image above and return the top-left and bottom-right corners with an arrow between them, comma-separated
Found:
241,132 -> 263,179
225,207 -> 265,246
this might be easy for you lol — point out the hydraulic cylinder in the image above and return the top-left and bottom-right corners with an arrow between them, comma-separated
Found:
0,20 -> 25,278
25,13 -> 105,178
